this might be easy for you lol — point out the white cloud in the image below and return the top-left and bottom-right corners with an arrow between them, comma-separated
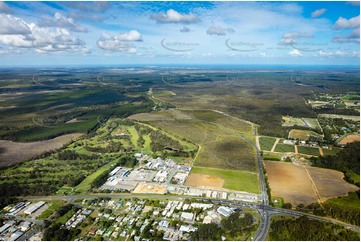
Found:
207,25 -> 235,36
0,14 -> 31,35
180,26 -> 190,33
150,9 -> 200,24
333,28 -> 360,43
38,12 -> 87,33
117,30 -> 143,42
0,2 -> 12,14
318,50 -> 346,57
279,32 -> 312,45
311,8 -> 326,18
97,31 -> 143,53
334,15 -> 360,29
288,49 -> 302,57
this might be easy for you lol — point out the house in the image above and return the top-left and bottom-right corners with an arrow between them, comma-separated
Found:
20,221 -> 31,232
180,212 -> 194,222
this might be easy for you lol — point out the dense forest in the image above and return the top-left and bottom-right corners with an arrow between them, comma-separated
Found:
269,216 -> 360,241
191,212 -> 256,240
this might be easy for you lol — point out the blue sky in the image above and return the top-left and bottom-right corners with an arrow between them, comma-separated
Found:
0,1 -> 359,66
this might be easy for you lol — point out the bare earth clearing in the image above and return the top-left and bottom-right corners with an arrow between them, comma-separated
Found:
185,173 -> 225,189
264,160 -> 359,206
338,134 -> 360,145
0,133 -> 82,167
133,183 -> 167,194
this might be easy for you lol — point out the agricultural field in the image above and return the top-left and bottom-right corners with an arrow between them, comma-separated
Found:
187,166 -> 259,193
0,133 -> 82,167
297,146 -> 321,156
274,144 -> 295,153
259,136 -> 277,151
288,129 -> 323,141
264,160 -> 359,206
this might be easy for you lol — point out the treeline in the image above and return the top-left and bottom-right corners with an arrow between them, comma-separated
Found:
43,222 -> 80,241
0,181 -> 56,197
150,130 -> 183,152
296,191 -> 360,226
191,212 -> 255,240
310,141 -> 360,186
57,150 -> 100,160
269,216 -> 360,241
84,141 -> 124,153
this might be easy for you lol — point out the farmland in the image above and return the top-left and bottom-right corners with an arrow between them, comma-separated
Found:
259,136 -> 277,151
297,146 -> 320,156
264,160 -> 359,206
274,144 -> 295,153
0,133 -> 82,167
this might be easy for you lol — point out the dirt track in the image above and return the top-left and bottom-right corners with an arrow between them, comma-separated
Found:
0,133 -> 82,167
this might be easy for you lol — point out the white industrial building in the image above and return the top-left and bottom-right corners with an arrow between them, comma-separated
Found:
24,201 -> 45,215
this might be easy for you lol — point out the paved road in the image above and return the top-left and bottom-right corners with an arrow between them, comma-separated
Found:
0,214 -> 44,225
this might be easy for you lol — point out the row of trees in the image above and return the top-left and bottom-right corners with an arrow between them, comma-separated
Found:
295,192 -> 360,225
57,150 -> 100,160
269,216 -> 359,241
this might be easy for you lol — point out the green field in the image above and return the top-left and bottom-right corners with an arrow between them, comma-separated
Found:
262,151 -> 282,161
274,144 -> 295,153
190,166 -> 260,193
322,147 -> 340,156
38,200 -> 65,220
259,136 -> 277,151
74,161 -> 118,193
325,192 -> 360,209
297,146 -> 320,156
302,118 -> 321,131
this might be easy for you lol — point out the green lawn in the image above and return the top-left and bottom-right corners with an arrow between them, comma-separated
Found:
274,144 -> 295,153
37,200 -> 65,220
297,146 -> 320,156
259,136 -> 277,151
74,160 -> 117,193
190,166 -> 260,193
322,147 -> 340,156
262,151 -> 282,161
325,192 -> 360,209
56,208 -> 77,224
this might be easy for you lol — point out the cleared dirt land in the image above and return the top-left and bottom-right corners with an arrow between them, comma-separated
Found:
338,134 -> 360,145
0,133 -> 82,167
264,161 -> 359,206
288,129 -> 323,141
185,173 -> 225,189
133,183 -> 167,194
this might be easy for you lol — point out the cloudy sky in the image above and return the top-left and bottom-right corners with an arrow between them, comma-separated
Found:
0,1 -> 359,66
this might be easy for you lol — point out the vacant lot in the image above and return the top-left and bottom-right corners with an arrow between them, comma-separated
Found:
0,133 -> 82,167
338,134 -> 360,145
187,166 -> 259,193
148,110 -> 256,171
265,161 -> 359,206
128,113 -> 173,121
133,183 -> 167,194
297,146 -> 320,156
282,116 -> 306,127
288,129 -> 323,141
186,173 -> 224,189
259,136 -> 277,151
